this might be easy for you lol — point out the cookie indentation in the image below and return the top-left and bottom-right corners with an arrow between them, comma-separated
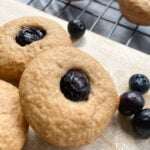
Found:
60,69 -> 91,102
15,27 -> 46,46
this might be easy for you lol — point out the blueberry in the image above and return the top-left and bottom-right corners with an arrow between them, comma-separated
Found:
119,91 -> 145,116
68,19 -> 86,39
60,70 -> 90,102
129,74 -> 150,94
16,27 -> 46,46
132,109 -> 150,138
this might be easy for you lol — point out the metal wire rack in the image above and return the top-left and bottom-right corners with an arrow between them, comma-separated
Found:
19,0 -> 150,54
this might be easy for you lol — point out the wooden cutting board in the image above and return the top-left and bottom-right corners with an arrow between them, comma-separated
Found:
0,0 -> 150,149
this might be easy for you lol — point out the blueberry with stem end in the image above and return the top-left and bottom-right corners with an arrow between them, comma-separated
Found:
129,74 -> 150,94
68,19 -> 86,39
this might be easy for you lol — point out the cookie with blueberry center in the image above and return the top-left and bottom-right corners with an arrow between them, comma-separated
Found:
0,16 -> 71,82
19,46 -> 118,147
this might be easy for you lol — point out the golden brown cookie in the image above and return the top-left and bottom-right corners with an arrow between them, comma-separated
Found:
0,80 -> 28,150
0,16 -> 72,83
118,0 -> 150,25
19,46 -> 118,147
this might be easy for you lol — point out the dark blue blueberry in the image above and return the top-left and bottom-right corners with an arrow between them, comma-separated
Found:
132,109 -> 150,138
119,91 -> 145,116
68,19 -> 86,39
60,70 -> 90,102
16,27 -> 46,46
129,74 -> 150,94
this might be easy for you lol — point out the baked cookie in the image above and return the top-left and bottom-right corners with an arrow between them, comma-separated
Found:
0,80 -> 28,150
0,16 -> 71,82
118,0 -> 150,25
19,46 -> 118,147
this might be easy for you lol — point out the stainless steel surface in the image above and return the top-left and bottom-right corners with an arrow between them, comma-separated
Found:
18,0 -> 150,54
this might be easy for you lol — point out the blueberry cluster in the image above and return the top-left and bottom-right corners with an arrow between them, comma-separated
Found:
118,74 -> 150,138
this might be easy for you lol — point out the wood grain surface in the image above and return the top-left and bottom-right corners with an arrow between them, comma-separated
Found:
0,0 -> 150,150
